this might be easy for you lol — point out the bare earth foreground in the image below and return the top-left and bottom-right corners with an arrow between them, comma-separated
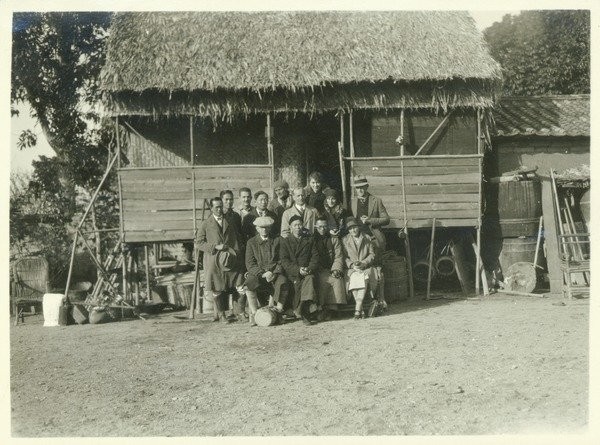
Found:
10,293 -> 588,436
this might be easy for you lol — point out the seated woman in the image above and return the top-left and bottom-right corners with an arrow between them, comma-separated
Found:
341,217 -> 380,319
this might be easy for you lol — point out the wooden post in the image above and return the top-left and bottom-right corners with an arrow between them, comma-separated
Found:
189,248 -> 201,319
189,116 -> 194,164
64,231 -> 79,299
144,245 -> 151,302
122,250 -> 128,302
475,109 -> 483,295
400,159 -> 415,299
541,177 -> 562,296
533,216 -> 543,269
133,249 -> 140,306
267,113 -> 274,188
426,218 -> 436,300
339,111 -> 344,153
192,169 -> 197,236
115,116 -> 121,168
349,110 -> 355,157
338,142 -> 347,207
399,109 -> 405,155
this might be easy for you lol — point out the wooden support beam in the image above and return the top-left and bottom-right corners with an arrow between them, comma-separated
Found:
541,177 -> 562,296
349,110 -> 355,158
144,245 -> 151,302
115,116 -> 120,168
400,158 -> 415,299
413,110 -> 454,156
426,218 -> 436,300
189,116 -> 194,164
399,109 -> 405,155
338,141 -> 348,208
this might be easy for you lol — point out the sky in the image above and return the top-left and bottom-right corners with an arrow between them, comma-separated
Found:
9,10 -> 519,174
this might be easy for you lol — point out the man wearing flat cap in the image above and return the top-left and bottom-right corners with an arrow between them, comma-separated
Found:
241,191 -> 279,242
279,214 -> 320,325
244,216 -> 289,326
196,196 -> 243,323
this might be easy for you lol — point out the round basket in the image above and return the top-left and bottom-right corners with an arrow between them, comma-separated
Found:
413,261 -> 433,283
435,255 -> 455,277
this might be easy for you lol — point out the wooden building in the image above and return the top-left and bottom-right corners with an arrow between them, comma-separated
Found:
491,94 -> 590,176
98,11 -> 502,300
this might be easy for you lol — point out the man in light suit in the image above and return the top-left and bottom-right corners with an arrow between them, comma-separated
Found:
280,187 -> 319,238
195,197 -> 243,323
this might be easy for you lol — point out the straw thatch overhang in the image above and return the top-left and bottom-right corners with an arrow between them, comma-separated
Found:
101,11 -> 502,120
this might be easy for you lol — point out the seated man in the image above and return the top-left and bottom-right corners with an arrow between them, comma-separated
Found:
313,217 -> 346,320
245,216 -> 289,326
279,215 -> 320,325
341,217 -> 381,320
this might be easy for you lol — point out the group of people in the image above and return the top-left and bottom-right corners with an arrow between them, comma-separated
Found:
195,171 -> 391,326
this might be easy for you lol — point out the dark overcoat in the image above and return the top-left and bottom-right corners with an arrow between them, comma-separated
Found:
196,214 -> 243,293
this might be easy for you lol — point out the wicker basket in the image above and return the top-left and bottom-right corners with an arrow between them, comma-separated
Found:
382,255 -> 408,302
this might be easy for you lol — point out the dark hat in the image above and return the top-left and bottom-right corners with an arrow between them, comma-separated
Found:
345,216 -> 359,229
273,179 -> 289,190
352,175 -> 369,187
324,188 -> 338,199
289,214 -> 302,225
216,248 -> 237,272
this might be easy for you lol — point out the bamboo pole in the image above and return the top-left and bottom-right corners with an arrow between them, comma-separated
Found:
144,245 -> 151,303
338,142 -> 348,207
475,109 -> 482,294
400,159 -> 414,299
399,109 -> 405,155
122,250 -> 128,303
267,113 -> 274,190
533,216 -> 543,269
115,116 -> 120,168
349,110 -> 355,157
64,152 -> 118,299
189,248 -> 201,319
343,154 -> 483,161
426,218 -> 436,300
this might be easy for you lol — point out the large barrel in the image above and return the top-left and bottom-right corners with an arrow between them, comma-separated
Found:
487,180 -> 542,237
382,256 -> 408,302
499,237 -> 544,275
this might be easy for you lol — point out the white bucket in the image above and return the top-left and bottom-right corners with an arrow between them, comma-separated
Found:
43,293 -> 65,327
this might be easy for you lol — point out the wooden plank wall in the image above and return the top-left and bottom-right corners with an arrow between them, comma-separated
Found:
353,157 -> 481,229
119,166 -> 272,243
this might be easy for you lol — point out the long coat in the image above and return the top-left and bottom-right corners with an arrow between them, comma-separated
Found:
313,233 -> 346,305
196,214 -> 242,293
341,233 -> 378,289
279,233 -> 319,307
280,205 -> 319,238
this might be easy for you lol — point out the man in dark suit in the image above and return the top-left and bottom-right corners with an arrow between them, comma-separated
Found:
279,215 -> 320,325
195,197 -> 243,323
245,216 -> 289,326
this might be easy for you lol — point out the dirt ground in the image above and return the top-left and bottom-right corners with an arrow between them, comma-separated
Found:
10,293 -> 589,437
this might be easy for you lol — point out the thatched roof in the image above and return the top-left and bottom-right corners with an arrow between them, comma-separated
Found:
100,11 -> 502,119
494,95 -> 590,137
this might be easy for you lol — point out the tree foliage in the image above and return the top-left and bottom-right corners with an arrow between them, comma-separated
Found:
484,10 -> 590,96
11,12 -> 118,286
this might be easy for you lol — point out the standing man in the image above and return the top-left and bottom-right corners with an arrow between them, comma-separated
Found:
303,171 -> 327,215
245,216 -> 289,326
280,215 -> 320,325
241,191 -> 278,241
268,179 -> 293,225
238,187 -> 254,223
280,187 -> 319,238
313,217 -> 346,320
196,197 -> 243,323
221,190 -> 242,234
350,175 -> 390,255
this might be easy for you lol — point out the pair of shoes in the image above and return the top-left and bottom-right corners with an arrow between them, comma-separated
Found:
354,311 -> 364,320
282,313 -> 297,322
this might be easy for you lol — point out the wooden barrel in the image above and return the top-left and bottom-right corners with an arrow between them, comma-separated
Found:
254,307 -> 281,327
499,237 -> 543,276
382,257 -> 408,302
496,180 -> 542,237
